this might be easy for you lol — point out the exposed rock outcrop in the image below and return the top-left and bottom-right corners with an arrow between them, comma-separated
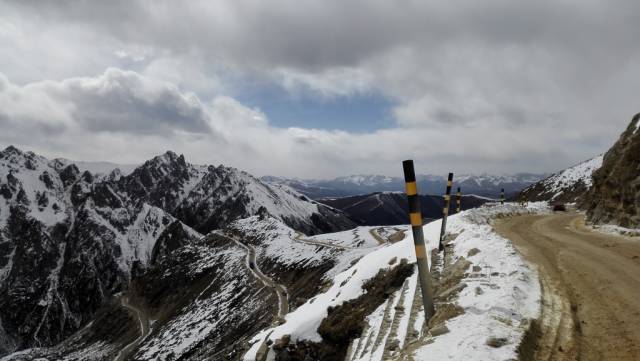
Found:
583,114 -> 640,228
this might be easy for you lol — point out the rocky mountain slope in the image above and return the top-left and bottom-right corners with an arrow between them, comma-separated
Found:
263,173 -> 544,199
0,146 -> 194,356
0,146 -> 356,357
519,155 -> 603,203
319,192 -> 489,226
4,215 -> 381,360
583,114 -> 640,228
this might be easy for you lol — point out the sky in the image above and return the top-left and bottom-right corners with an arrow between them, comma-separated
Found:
0,0 -> 638,178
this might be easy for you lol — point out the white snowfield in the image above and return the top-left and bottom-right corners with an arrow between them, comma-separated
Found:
540,155 -> 603,200
244,202 -> 548,361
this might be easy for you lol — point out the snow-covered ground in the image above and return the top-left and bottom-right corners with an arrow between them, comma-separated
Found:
228,216 -> 379,281
244,202 -> 548,360
587,223 -> 640,237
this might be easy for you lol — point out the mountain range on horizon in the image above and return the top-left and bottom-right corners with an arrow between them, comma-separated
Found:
7,147 -> 549,200
262,172 -> 547,199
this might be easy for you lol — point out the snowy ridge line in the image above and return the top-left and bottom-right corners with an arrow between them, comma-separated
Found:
535,155 -> 603,200
244,202 -> 546,360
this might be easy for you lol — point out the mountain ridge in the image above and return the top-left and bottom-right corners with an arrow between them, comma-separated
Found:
263,172 -> 546,199
0,145 -> 356,356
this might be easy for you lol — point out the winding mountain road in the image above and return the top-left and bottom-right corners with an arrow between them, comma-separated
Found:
495,213 -> 640,360
114,296 -> 150,361
215,232 -> 289,319
293,232 -> 354,250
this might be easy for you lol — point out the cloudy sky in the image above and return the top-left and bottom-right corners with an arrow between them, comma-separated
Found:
1,0 -> 638,178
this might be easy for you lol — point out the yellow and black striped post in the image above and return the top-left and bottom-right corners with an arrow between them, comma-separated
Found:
438,172 -> 454,251
456,187 -> 462,213
402,160 -> 435,321
500,188 -> 505,205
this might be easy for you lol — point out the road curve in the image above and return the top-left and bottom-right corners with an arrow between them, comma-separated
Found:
495,213 -> 640,361
293,232 -> 353,250
114,295 -> 150,361
215,232 -> 289,319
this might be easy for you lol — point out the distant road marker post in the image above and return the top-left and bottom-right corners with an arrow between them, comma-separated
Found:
500,188 -> 505,205
402,160 -> 435,322
438,173 -> 454,251
456,187 -> 462,213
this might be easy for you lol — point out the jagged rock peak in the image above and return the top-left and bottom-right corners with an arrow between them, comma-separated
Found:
145,150 -> 186,167
1,145 -> 22,156
0,145 -> 49,170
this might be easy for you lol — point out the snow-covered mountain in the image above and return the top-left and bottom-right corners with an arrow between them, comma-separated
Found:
519,155 -> 603,203
0,146 -> 197,355
4,214 -> 375,360
263,173 -> 545,199
0,146 -> 355,357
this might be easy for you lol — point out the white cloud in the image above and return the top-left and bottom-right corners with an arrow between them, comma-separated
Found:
275,67 -> 375,98
0,68 -> 626,178
1,1 -> 639,177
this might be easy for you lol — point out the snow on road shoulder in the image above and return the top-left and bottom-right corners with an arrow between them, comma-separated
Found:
412,202 -> 547,360
587,223 -> 640,237
244,202 -> 548,361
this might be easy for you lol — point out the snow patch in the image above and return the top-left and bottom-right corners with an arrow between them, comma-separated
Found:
244,202 -> 546,361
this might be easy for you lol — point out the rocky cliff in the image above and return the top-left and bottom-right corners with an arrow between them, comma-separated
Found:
583,114 -> 640,228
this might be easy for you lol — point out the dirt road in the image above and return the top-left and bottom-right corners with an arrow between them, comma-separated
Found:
114,295 -> 150,361
293,232 -> 353,250
215,232 -> 289,318
495,213 -> 640,360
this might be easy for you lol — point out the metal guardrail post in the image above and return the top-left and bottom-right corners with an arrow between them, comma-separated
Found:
402,160 -> 435,322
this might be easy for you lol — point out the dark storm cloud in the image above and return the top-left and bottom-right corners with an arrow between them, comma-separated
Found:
9,1 -> 640,70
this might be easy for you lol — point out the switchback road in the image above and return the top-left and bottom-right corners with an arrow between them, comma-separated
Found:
114,295 -> 150,361
215,232 -> 289,319
495,213 -> 640,360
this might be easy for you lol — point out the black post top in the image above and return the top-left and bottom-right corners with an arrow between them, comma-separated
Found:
402,160 -> 416,182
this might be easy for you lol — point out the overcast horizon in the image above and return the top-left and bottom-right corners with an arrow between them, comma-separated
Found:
1,1 -> 638,178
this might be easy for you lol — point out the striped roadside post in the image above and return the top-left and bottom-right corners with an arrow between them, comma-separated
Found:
456,187 -> 462,213
402,160 -> 435,321
438,173 -> 454,251
500,188 -> 505,205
